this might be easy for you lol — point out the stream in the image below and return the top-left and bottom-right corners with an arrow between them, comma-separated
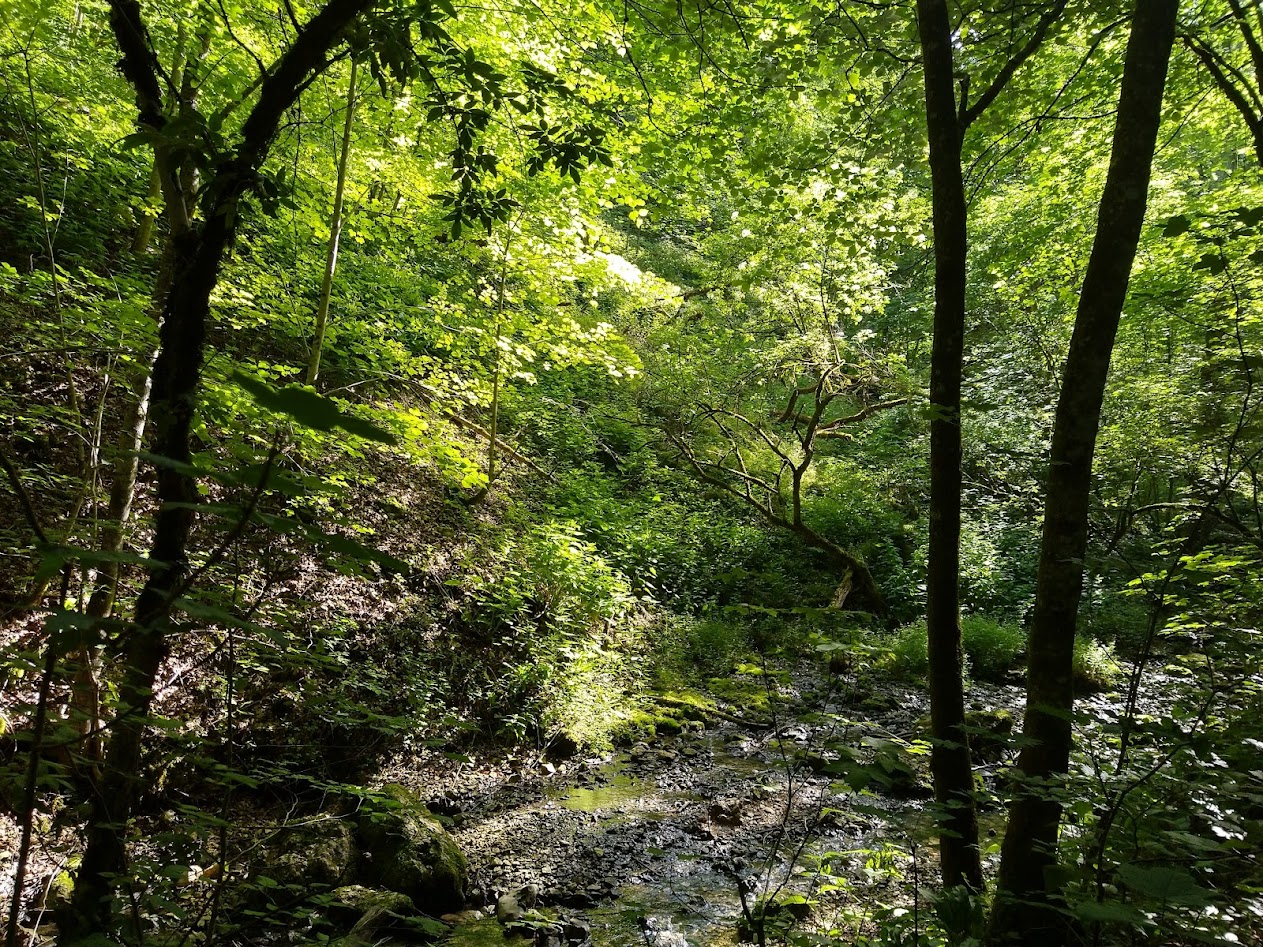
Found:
427,672 -> 1010,947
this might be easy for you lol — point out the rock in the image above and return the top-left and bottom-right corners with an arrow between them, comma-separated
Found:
801,751 -> 831,774
328,885 -> 417,928
707,800 -> 742,826
442,910 -> 485,923
641,916 -> 688,947
266,817 -> 358,889
562,917 -> 591,945
495,892 -> 523,924
964,708 -> 1014,763
36,869 -> 74,915
493,883 -> 539,924
356,784 -> 468,915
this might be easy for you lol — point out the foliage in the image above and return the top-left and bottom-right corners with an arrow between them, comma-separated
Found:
1,0 -> 1263,942
1071,636 -> 1124,693
959,616 -> 1026,683
878,615 -> 1026,684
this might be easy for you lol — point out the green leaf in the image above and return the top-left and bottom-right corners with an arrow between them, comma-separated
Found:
1117,863 -> 1212,906
1071,901 -> 1148,925
34,545 -> 166,584
174,599 -> 279,640
232,372 -> 396,444
1192,252 -> 1227,276
1161,214 -> 1190,237
46,610 -> 110,652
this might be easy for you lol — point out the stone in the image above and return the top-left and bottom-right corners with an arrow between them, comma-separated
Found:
495,892 -> 523,924
964,708 -> 1015,763
266,817 -> 358,889
707,800 -> 742,826
641,916 -> 688,947
356,784 -> 468,915
562,917 -> 592,945
328,885 -> 417,928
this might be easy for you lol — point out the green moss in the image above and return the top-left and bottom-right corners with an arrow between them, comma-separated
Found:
653,714 -> 684,735
705,676 -> 771,711
356,784 -> 467,915
655,690 -> 716,720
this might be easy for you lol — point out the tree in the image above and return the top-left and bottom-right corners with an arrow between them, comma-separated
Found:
306,58 -> 358,387
1181,0 -> 1263,166
66,0 -> 381,932
915,0 -> 1066,893
988,0 -> 1180,941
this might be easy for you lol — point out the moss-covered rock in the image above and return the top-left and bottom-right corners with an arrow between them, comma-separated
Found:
964,708 -> 1014,763
266,816 -> 358,889
652,714 -> 684,736
356,784 -> 468,915
328,884 -> 417,927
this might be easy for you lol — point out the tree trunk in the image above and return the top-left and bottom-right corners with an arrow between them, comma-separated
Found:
306,57 -> 358,386
916,0 -> 982,894
66,0 -> 375,934
988,2 -> 1178,942
67,217 -> 232,937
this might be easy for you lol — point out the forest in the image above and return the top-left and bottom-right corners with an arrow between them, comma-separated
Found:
0,0 -> 1260,944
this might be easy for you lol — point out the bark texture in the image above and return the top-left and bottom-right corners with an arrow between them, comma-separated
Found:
988,1 -> 1179,942
916,0 -> 982,894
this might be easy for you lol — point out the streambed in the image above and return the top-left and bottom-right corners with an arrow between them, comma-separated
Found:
429,674 -> 1000,947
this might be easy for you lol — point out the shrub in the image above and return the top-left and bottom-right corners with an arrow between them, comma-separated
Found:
1081,593 -> 1152,656
960,615 -> 1026,681
681,617 -> 751,677
1073,635 -> 1124,692
883,621 -> 930,680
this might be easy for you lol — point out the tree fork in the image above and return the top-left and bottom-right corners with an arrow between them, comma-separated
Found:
67,0 -> 375,934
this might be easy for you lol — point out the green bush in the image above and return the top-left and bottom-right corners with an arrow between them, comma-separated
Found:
960,615 -> 1026,682
680,617 -> 750,677
878,614 -> 1025,683
1081,593 -> 1152,656
1073,635 -> 1124,692
883,621 -> 930,679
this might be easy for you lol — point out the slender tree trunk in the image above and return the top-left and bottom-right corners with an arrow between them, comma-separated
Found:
67,217 -> 232,938
77,23 -> 198,755
131,24 -> 189,254
988,2 -> 1178,942
916,0 -> 983,894
67,0 -> 375,934
131,164 -> 163,254
307,57 -> 358,386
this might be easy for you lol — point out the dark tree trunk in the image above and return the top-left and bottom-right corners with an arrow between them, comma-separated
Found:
65,0 -> 375,935
988,1 -> 1178,942
68,217 -> 230,937
916,0 -> 983,894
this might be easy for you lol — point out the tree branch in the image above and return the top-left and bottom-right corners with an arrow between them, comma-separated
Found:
817,397 -> 910,435
960,0 -> 1069,129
